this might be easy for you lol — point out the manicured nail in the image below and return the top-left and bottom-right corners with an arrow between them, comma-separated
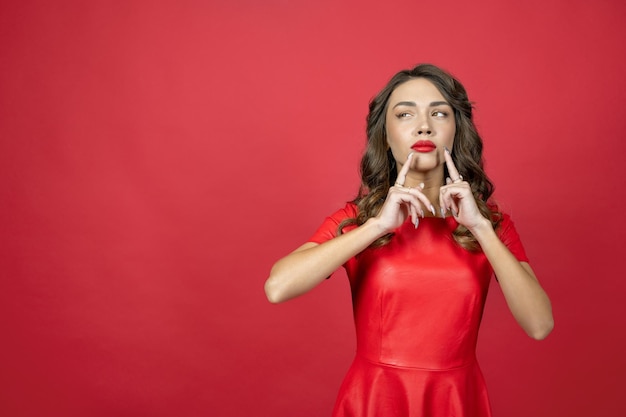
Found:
420,209 -> 425,218
451,208 -> 458,217
407,152 -> 413,160
430,205 -> 436,216
414,218 -> 419,228
419,182 -> 425,189
440,207 -> 446,218
444,146 -> 451,154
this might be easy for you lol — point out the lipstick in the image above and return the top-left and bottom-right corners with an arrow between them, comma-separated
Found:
411,140 -> 436,153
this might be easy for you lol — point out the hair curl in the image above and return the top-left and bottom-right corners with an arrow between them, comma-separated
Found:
339,63 -> 500,250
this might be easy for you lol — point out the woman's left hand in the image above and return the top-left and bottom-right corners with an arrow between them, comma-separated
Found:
439,147 -> 488,231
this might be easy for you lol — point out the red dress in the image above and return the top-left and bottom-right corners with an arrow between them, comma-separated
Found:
308,203 -> 529,417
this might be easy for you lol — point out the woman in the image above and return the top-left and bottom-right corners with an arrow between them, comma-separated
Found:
264,64 -> 553,416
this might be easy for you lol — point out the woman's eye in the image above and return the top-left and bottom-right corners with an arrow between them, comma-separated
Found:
432,110 -> 448,117
397,112 -> 412,118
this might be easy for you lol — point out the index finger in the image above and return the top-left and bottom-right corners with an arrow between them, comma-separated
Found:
444,147 -> 460,180
394,152 -> 414,186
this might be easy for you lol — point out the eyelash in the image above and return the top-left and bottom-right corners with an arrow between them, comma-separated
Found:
396,110 -> 448,118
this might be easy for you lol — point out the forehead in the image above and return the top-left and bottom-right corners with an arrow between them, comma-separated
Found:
388,78 -> 447,103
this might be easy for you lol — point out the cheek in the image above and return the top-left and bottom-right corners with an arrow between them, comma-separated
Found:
385,123 -> 406,148
446,124 -> 456,146
382,119 -> 395,151
384,129 -> 403,160
386,135 -> 405,159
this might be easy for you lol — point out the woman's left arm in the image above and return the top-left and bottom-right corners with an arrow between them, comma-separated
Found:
440,148 -> 553,340
470,220 -> 554,340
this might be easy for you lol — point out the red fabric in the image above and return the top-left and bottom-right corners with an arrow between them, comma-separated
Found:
308,203 -> 529,416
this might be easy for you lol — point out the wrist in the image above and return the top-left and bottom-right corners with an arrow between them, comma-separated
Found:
364,216 -> 392,239
467,216 -> 493,239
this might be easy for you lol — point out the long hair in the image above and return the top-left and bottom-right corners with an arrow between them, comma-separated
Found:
340,63 -> 500,250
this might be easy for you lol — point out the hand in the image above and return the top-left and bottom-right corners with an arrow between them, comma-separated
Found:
375,153 -> 435,232
439,147 -> 488,231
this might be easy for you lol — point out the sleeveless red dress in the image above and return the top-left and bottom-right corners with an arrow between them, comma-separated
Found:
308,203 -> 529,417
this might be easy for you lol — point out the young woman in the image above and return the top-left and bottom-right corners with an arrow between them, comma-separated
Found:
265,64 -> 553,417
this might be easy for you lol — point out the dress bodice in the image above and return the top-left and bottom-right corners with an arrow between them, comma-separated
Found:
345,217 -> 492,369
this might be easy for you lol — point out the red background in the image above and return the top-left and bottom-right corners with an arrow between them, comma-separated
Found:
1,1 -> 625,416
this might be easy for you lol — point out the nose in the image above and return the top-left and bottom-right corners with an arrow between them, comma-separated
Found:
414,114 -> 432,136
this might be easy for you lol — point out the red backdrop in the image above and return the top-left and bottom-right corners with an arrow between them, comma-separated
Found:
1,1 -> 625,416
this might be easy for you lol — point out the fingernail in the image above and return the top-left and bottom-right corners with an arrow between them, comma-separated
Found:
451,208 -> 458,217
440,207 -> 446,218
444,146 -> 451,154
430,205 -> 436,216
420,209 -> 425,218
419,182 -> 425,189
414,218 -> 419,228
407,152 -> 413,160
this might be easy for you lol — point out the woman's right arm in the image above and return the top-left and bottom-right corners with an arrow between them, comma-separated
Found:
264,217 -> 386,303
265,153 -> 432,303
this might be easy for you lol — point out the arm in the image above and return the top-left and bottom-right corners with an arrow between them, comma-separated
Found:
440,148 -> 553,340
265,153 -> 433,304
470,219 -> 554,340
264,218 -> 386,303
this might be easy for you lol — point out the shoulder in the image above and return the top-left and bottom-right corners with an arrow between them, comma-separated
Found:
487,203 -> 513,232
494,211 -> 530,262
495,211 -> 516,233
326,201 -> 358,223
307,201 -> 359,244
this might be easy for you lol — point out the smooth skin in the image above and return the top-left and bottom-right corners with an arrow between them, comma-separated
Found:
265,78 -> 553,340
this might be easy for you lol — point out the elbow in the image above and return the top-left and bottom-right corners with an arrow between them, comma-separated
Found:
265,261 -> 301,304
527,318 -> 554,341
264,277 -> 287,304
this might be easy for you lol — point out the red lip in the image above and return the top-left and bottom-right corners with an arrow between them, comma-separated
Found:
411,140 -> 436,153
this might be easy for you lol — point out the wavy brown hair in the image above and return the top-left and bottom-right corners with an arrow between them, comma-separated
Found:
340,63 -> 501,250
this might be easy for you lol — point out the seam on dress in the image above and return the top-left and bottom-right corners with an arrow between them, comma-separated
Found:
358,354 -> 476,372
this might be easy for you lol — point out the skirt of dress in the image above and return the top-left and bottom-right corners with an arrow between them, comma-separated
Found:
331,355 -> 492,417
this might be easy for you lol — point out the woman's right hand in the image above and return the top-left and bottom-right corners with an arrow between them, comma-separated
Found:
375,153 -> 435,232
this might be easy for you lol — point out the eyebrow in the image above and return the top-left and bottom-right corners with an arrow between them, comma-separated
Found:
392,100 -> 450,109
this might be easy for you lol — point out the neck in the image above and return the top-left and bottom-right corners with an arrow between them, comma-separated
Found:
401,170 -> 445,216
